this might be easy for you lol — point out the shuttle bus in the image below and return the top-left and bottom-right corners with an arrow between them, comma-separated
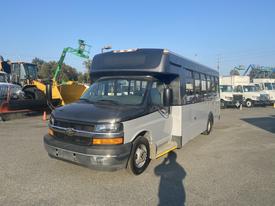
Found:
44,49 -> 220,175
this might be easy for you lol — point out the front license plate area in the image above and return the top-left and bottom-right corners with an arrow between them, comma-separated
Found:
55,148 -> 77,162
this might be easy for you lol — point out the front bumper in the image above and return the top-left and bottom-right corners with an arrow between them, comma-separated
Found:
251,100 -> 270,105
44,135 -> 132,171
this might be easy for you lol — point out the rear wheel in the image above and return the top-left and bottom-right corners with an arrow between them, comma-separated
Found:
127,136 -> 150,175
23,87 -> 45,101
202,117 -> 213,135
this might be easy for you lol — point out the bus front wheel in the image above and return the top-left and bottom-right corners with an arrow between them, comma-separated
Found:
127,136 -> 150,175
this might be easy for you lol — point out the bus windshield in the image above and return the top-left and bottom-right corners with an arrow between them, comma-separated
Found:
243,85 -> 257,92
81,78 -> 149,105
220,85 -> 233,92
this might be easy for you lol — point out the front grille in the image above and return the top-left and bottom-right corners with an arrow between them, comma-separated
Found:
260,94 -> 269,101
54,120 -> 95,132
53,131 -> 92,146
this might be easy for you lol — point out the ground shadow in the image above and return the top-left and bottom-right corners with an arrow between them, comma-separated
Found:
154,151 -> 186,206
241,116 -> 275,134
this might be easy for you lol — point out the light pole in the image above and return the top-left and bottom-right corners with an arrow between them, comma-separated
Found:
101,45 -> 112,53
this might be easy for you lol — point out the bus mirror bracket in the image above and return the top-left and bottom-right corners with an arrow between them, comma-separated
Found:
163,88 -> 173,107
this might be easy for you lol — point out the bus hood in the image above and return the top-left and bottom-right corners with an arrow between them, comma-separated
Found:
52,101 -> 146,123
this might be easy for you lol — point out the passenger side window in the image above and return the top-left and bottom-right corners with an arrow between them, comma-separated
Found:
194,72 -> 201,94
206,75 -> 211,92
210,76 -> 216,92
184,69 -> 195,104
201,74 -> 207,94
150,81 -> 164,106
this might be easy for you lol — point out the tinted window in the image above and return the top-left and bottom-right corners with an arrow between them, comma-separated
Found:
185,70 -> 194,95
150,81 -> 165,106
92,49 -> 163,70
210,76 -> 216,92
201,74 -> 207,92
206,75 -> 211,92
194,72 -> 201,94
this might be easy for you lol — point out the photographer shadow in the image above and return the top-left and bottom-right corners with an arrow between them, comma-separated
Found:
154,151 -> 186,206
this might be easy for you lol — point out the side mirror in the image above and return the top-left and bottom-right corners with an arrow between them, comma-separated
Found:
163,88 -> 173,107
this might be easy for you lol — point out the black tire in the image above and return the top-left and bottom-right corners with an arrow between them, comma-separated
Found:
23,87 -> 46,101
202,117 -> 213,135
245,99 -> 253,108
127,136 -> 150,175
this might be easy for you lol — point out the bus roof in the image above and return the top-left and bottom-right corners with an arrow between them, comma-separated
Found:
90,48 -> 218,78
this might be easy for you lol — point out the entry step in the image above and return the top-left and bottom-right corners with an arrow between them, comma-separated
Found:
156,141 -> 177,159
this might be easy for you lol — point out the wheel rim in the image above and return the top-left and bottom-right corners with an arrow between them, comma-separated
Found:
134,144 -> 148,168
246,101 -> 251,107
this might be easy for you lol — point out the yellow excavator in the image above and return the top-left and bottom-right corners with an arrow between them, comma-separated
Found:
4,40 -> 91,108
34,39 -> 91,107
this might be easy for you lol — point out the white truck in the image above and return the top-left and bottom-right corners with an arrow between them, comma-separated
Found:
233,84 -> 269,107
219,84 -> 240,108
220,75 -> 269,107
253,78 -> 275,104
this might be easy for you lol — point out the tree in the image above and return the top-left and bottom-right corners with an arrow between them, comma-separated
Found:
80,59 -> 92,83
229,69 -> 240,76
83,59 -> 92,71
32,58 -> 79,82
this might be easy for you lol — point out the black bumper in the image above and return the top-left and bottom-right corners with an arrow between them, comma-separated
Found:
44,135 -> 132,171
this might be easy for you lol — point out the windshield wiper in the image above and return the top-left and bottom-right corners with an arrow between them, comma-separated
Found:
95,99 -> 119,105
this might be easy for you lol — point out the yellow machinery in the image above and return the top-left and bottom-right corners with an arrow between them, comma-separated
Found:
6,40 -> 91,108
33,80 -> 88,106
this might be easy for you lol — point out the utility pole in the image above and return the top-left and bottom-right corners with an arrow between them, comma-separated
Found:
217,54 -> 221,72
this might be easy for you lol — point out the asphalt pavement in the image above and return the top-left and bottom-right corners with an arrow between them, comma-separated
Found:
0,107 -> 275,206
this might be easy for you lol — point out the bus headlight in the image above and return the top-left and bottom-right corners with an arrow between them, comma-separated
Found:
94,123 -> 123,133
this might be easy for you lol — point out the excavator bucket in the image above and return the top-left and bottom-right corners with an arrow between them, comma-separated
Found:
34,80 -> 88,107
57,81 -> 88,105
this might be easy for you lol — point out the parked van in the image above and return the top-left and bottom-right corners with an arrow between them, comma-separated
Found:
44,49 -> 220,175
234,84 -> 269,107
219,85 -> 237,108
253,78 -> 275,103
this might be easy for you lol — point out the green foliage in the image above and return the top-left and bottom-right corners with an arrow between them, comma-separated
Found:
32,57 -> 90,83
229,69 -> 240,76
83,59 -> 92,71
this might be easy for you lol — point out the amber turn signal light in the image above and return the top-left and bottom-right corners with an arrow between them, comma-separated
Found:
48,128 -> 54,136
92,137 -> 123,145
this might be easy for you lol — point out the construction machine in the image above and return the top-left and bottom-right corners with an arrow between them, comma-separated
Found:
45,39 -> 91,107
1,40 -> 91,109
